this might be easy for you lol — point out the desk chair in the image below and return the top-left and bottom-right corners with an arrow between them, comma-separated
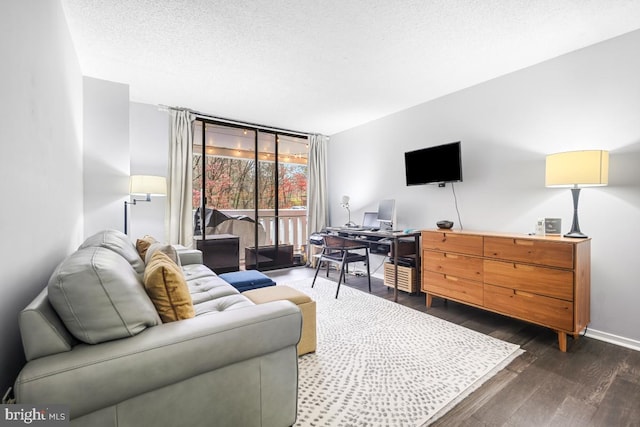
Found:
312,235 -> 371,298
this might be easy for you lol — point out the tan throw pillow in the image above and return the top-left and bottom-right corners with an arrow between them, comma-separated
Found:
136,235 -> 158,260
143,251 -> 195,323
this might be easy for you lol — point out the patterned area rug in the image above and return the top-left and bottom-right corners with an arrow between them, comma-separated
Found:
285,278 -> 524,427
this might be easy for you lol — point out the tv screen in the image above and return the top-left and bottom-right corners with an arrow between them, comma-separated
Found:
404,141 -> 463,186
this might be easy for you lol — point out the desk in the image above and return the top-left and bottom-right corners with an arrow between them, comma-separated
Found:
324,227 -> 421,302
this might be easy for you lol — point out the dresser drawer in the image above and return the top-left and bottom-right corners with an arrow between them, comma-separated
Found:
484,284 -> 573,331
423,271 -> 483,306
484,260 -> 574,301
484,236 -> 573,269
423,250 -> 483,281
422,231 -> 483,256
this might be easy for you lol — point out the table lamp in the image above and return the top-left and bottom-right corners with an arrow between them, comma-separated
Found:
545,150 -> 608,238
124,175 -> 167,234
341,195 -> 354,227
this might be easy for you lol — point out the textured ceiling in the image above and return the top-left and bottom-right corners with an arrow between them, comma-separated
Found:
61,0 -> 640,135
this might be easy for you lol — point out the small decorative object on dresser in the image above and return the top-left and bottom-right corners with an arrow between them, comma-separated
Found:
422,229 -> 590,352
545,218 -> 562,235
436,220 -> 454,229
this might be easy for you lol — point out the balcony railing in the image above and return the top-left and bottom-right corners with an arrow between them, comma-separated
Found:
218,208 -> 308,253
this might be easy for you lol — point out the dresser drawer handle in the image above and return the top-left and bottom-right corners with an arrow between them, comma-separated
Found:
514,239 -> 534,246
444,253 -> 458,259
514,289 -> 534,298
444,275 -> 458,281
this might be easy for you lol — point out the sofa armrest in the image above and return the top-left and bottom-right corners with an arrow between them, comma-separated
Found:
15,301 -> 302,418
176,248 -> 203,265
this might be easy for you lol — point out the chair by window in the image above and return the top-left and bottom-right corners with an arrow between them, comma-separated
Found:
312,235 -> 371,298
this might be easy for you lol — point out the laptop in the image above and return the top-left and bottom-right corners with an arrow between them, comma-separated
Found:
361,211 -> 380,231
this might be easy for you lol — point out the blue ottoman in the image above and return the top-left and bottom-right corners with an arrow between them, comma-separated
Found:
218,270 -> 276,292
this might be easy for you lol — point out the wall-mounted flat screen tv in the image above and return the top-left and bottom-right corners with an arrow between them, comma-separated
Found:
404,141 -> 463,186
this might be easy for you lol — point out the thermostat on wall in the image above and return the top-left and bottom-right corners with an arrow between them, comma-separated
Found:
545,218 -> 561,235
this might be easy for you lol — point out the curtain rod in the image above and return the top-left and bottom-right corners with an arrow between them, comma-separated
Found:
159,104 -> 312,138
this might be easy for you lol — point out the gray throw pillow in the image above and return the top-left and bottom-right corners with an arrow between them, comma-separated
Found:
48,246 -> 160,344
79,229 -> 145,274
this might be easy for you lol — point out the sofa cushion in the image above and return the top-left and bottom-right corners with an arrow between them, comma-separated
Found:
144,251 -> 195,322
79,229 -> 145,274
193,294 -> 255,316
48,246 -> 160,344
181,264 -> 242,304
136,235 -> 158,260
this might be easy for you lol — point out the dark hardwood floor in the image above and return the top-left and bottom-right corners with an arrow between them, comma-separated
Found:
266,266 -> 640,427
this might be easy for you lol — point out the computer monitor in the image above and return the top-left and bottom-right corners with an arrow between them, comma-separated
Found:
362,212 -> 379,228
377,199 -> 396,228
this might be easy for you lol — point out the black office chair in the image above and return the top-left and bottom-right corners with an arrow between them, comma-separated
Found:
312,235 -> 371,298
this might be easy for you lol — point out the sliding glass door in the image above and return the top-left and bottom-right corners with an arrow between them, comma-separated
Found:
192,119 -> 308,270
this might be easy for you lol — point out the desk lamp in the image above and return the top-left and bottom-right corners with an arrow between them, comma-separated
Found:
340,195 -> 355,227
545,150 -> 608,238
124,175 -> 167,234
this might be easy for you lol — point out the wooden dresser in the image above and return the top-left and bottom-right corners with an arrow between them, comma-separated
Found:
422,229 -> 591,351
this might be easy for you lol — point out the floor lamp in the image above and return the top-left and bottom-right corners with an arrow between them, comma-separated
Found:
124,175 -> 167,235
545,150 -> 609,238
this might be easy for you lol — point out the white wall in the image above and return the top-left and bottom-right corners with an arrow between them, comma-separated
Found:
0,0 -> 83,392
129,102 -> 170,240
83,77 -> 130,237
329,30 -> 640,347
84,92 -> 169,241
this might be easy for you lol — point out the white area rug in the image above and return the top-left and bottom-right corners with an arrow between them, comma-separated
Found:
285,278 -> 524,427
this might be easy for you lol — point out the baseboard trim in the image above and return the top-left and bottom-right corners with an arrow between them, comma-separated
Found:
584,328 -> 640,352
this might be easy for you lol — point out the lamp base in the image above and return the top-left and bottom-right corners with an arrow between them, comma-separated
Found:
564,187 -> 588,239
564,231 -> 588,238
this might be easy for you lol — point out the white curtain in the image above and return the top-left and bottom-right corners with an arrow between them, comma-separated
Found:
166,109 -> 195,247
307,134 -> 329,236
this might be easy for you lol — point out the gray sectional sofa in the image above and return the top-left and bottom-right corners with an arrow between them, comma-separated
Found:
14,229 -> 301,427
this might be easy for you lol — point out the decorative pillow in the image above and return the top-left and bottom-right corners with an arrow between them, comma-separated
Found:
144,251 -> 195,323
145,242 -> 181,266
48,246 -> 160,344
136,235 -> 158,260
79,229 -> 146,274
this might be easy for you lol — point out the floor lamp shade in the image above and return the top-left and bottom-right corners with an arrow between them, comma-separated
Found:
545,150 -> 609,238
129,175 -> 167,196
124,175 -> 167,234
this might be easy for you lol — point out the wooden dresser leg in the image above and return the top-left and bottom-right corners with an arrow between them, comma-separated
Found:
426,294 -> 433,308
558,331 -> 568,352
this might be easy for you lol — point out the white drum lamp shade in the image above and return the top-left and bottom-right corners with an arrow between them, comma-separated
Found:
124,175 -> 167,234
129,175 -> 167,196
